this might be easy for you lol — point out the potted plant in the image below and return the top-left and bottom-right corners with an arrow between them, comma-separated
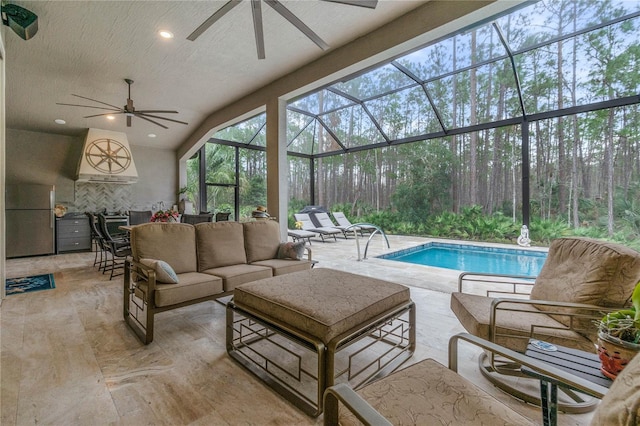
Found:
597,281 -> 640,379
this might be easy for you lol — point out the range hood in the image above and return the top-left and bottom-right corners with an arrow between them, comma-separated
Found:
76,128 -> 138,184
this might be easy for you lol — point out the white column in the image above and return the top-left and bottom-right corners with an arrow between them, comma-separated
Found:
266,98 -> 288,241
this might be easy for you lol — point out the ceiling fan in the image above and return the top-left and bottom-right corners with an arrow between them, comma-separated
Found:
56,79 -> 188,129
187,0 -> 378,59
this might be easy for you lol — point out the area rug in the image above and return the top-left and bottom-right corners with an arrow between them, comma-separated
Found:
5,274 -> 55,295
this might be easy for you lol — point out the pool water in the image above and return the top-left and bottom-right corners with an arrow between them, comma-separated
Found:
379,242 -> 547,276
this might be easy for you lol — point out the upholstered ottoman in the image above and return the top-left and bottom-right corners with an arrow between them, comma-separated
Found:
226,268 -> 415,416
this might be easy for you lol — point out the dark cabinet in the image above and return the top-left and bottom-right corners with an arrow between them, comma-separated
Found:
56,216 -> 91,253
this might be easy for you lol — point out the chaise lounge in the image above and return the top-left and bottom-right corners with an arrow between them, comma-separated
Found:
313,212 -> 357,238
333,212 -> 377,235
294,213 -> 342,242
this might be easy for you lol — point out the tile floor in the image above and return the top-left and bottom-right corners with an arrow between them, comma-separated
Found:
1,234 -> 595,425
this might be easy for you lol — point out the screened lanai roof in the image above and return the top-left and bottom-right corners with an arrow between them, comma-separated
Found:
211,0 -> 640,157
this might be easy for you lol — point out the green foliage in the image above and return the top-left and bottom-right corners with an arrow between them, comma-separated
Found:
528,218 -> 571,245
241,175 -> 266,207
391,140 -> 452,222
425,206 -> 520,242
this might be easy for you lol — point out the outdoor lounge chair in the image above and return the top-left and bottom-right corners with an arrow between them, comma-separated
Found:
450,236 -> 640,413
333,211 -> 377,235
313,212 -> 354,239
287,229 -> 317,244
324,332 -> 616,426
294,213 -> 341,242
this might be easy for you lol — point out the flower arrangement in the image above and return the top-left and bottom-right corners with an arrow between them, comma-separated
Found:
150,209 -> 179,223
295,221 -> 303,230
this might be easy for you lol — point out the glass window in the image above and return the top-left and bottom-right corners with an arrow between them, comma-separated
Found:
332,64 -> 417,100
213,113 -> 266,145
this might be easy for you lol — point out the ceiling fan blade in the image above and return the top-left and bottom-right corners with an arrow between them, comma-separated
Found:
71,94 -> 122,110
56,102 -> 121,112
133,110 -> 180,114
127,115 -> 132,127
321,0 -> 378,9
251,0 -> 266,59
264,0 -> 329,51
187,0 -> 242,41
136,112 -> 188,126
83,112 -> 124,119
135,114 -> 169,129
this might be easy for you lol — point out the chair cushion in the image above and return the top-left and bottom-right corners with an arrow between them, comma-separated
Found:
201,264 -> 272,292
339,359 -> 535,425
450,292 -> 595,353
234,269 -> 410,344
130,223 -> 197,274
137,272 -> 223,307
531,237 -> 640,333
243,220 -> 280,263
590,349 -> 640,426
195,222 -> 247,270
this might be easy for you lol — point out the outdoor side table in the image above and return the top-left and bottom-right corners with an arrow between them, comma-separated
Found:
522,339 -> 612,426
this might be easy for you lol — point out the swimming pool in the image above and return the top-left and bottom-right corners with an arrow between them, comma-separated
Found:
378,242 -> 547,276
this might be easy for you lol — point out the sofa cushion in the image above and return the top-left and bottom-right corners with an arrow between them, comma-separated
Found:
450,292 -> 595,353
234,269 -> 410,344
195,222 -> 247,270
252,259 -> 313,276
137,272 -> 223,307
139,258 -> 179,283
277,241 -> 305,260
201,264 -> 272,292
339,359 -> 535,425
243,220 -> 280,263
531,237 -> 640,334
130,223 -> 197,274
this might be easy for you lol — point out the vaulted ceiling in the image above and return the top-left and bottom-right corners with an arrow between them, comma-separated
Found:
3,0 -> 426,150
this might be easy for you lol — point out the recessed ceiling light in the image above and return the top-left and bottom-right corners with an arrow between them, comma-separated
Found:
159,30 -> 174,39
106,115 -> 115,120
54,119 -> 66,125
148,133 -> 157,138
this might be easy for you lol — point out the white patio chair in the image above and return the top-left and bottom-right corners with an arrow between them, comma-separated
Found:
293,213 -> 341,242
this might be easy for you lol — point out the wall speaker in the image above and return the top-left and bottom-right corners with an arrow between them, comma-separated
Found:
1,4 -> 38,40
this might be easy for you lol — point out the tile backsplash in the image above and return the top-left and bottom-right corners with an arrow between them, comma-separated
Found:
66,183 -> 133,213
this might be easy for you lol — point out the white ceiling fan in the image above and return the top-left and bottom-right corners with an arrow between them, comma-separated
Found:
187,0 -> 378,59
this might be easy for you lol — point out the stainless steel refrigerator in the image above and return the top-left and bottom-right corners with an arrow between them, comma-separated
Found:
6,184 -> 55,258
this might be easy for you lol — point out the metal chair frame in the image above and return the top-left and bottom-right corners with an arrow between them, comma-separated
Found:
97,213 -> 131,280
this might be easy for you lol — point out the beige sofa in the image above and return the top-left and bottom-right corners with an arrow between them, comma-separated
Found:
123,219 -> 313,344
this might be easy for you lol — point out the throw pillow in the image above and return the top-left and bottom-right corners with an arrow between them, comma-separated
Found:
139,258 -> 179,284
277,242 -> 305,260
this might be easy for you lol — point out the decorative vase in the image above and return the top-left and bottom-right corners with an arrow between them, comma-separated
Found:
597,331 -> 640,379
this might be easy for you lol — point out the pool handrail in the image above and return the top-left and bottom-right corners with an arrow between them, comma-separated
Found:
343,223 -> 390,261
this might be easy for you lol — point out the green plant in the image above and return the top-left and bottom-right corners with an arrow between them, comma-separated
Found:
598,282 -> 640,344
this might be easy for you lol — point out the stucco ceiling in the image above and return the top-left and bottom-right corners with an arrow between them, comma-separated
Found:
3,0 -> 426,150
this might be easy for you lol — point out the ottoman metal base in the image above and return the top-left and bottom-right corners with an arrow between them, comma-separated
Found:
226,299 -> 415,417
